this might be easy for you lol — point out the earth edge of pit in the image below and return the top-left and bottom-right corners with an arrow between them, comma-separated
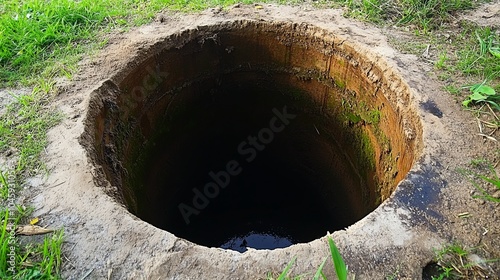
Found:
27,4 -> 499,280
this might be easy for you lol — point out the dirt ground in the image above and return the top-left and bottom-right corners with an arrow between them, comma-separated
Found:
1,2 -> 499,280
463,1 -> 500,27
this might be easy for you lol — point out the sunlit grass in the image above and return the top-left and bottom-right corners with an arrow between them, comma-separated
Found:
0,91 -> 62,176
333,0 -> 476,32
268,237 -> 349,280
0,0 -> 299,87
0,208 -> 64,279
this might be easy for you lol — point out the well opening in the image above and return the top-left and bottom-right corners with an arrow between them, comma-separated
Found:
83,21 -> 419,252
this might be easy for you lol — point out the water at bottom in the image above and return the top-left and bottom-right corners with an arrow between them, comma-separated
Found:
220,231 -> 294,253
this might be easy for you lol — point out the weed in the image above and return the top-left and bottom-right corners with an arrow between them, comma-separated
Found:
462,81 -> 499,110
459,162 -> 500,203
457,26 -> 500,132
268,236 -> 349,280
456,27 -> 500,78
444,85 -> 461,95
430,243 -> 498,279
38,230 -> 64,277
0,209 -> 13,277
385,265 -> 400,280
0,91 -> 61,176
328,237 -> 348,280
336,0 -> 475,31
435,52 -> 448,70
272,257 -> 298,280
470,158 -> 487,167
1,195 -> 63,279
0,0 -> 260,86
341,0 -> 387,23
398,0 -> 473,32
0,171 -> 9,200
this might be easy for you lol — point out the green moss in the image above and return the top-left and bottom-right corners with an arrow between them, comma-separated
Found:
333,94 -> 385,176
288,88 -> 308,102
358,130 -> 376,170
365,109 -> 381,125
283,84 -> 319,109
334,78 -> 346,89
345,112 -> 362,124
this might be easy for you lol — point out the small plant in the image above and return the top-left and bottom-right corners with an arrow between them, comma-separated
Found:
385,265 -> 400,280
0,208 -> 64,279
269,257 -> 301,280
462,82 -> 500,110
0,91 -> 62,175
336,0 -> 475,32
0,171 -> 9,200
444,85 -> 460,95
397,0 -> 473,32
457,27 -> 500,77
429,243 -> 498,279
269,236 -> 349,280
460,162 -> 500,203
342,0 -> 386,23
476,30 -> 500,59
328,237 -> 348,280
435,52 -> 449,70
469,158 -> 487,167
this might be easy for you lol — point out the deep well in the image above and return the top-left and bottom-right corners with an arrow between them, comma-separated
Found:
83,21 -> 420,251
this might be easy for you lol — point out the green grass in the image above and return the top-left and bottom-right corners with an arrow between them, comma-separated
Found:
432,26 -> 499,79
0,0 -> 304,87
328,237 -> 348,280
460,161 -> 500,203
1,169 -> 64,279
1,0 -> 113,86
0,0 -> 489,87
335,0 -> 476,32
338,0 -> 388,23
268,237 -> 349,280
0,171 -> 9,200
456,26 -> 500,79
397,0 -> 473,32
429,243 -> 499,280
0,90 -> 62,177
435,52 -> 449,70
0,207 -> 64,279
421,22 -> 500,113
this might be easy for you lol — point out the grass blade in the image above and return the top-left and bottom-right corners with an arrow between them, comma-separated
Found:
277,256 -> 296,280
328,237 -> 348,280
313,257 -> 328,280
0,209 -> 10,275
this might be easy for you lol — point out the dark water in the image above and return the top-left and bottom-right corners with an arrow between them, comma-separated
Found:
220,232 -> 294,252
420,100 -> 443,118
